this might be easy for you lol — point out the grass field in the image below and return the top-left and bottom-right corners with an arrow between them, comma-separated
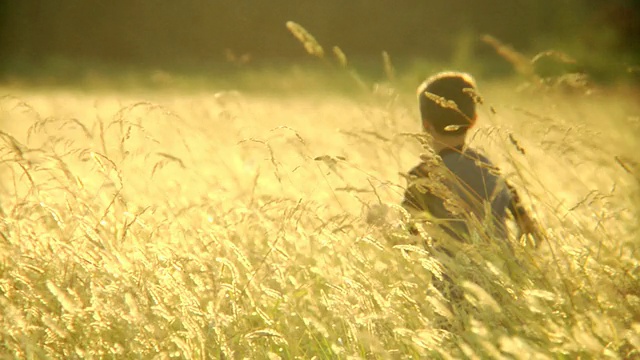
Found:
0,69 -> 639,359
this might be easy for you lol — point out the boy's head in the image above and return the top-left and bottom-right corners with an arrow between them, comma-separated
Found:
417,71 -> 478,136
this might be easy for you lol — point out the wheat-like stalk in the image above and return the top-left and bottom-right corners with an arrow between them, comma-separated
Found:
0,71 -> 637,359
286,21 -> 324,58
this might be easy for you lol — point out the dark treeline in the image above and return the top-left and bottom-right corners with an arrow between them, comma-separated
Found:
0,0 -> 638,69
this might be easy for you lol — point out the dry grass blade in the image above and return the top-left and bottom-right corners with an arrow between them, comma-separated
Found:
0,68 -> 637,359
422,92 -> 473,132
62,118 -> 93,139
382,51 -> 395,81
531,50 -> 576,66
614,156 -> 639,177
151,152 -> 186,177
286,21 -> 324,58
482,34 -> 538,81
463,88 -> 484,105
0,130 -> 29,161
508,133 -> 526,155
333,46 -> 348,67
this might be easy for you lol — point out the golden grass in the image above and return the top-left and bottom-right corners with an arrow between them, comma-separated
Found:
0,77 -> 638,359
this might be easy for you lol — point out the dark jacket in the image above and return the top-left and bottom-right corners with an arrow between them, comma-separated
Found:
402,146 -> 525,240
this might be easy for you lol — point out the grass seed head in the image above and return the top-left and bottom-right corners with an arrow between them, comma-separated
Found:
286,21 -> 324,58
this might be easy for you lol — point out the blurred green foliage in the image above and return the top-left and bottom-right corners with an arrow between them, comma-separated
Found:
0,0 -> 638,84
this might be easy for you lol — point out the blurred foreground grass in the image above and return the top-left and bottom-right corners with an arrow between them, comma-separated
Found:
0,69 -> 639,358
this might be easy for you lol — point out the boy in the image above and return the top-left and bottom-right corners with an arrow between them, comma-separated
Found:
402,71 -> 539,244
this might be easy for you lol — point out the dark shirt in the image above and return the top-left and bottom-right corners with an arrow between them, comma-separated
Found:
402,146 -> 523,240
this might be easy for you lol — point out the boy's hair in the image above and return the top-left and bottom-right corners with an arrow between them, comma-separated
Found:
417,71 -> 478,136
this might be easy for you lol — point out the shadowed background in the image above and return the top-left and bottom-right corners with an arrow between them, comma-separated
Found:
1,0 -> 638,85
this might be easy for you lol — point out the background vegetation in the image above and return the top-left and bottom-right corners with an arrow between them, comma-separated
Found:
1,0 -> 639,84
1,2 -> 639,359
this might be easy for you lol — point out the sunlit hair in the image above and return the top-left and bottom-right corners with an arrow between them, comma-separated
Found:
417,71 -> 478,136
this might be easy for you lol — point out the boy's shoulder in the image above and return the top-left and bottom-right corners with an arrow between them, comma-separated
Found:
441,146 -> 499,171
406,146 -> 502,180
406,147 -> 482,178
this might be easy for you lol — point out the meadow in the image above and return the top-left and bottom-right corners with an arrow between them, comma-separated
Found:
0,64 -> 639,359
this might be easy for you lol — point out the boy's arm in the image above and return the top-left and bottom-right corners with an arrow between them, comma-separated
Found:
401,187 -> 424,214
401,163 -> 432,213
400,164 -> 436,237
506,182 -> 543,247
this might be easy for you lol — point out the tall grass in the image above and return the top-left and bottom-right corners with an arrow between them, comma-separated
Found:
0,59 -> 639,359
